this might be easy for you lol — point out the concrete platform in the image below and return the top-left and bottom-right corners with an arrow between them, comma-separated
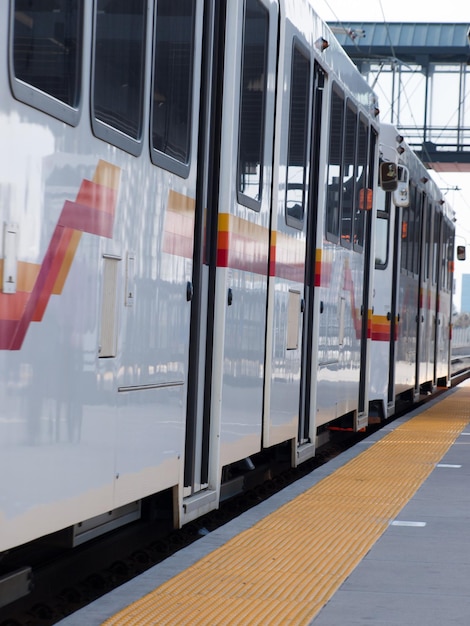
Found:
312,428 -> 470,625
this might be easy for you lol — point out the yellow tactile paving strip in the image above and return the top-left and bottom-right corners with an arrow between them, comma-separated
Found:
104,382 -> 470,625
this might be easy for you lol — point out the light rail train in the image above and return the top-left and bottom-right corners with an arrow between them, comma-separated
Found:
0,0 -> 456,607
369,123 -> 455,420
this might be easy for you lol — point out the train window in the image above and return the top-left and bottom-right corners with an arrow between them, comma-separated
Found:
340,103 -> 357,248
441,220 -> 448,290
10,0 -> 83,125
445,223 -> 454,291
433,212 -> 440,285
375,214 -> 389,267
353,116 -> 369,251
401,184 -> 420,274
407,198 -> 416,274
92,0 -> 147,155
151,0 -> 196,176
413,193 -> 422,275
439,220 -> 446,287
400,203 -> 409,272
442,220 -> 452,291
326,87 -> 344,242
237,0 -> 269,211
424,201 -> 431,280
285,42 -> 310,228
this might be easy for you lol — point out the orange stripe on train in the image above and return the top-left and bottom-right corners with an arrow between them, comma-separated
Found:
162,190 -> 196,259
371,314 -> 392,341
217,213 -> 269,274
0,160 -> 120,350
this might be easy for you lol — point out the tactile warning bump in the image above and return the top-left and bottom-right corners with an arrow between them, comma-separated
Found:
103,383 -> 470,625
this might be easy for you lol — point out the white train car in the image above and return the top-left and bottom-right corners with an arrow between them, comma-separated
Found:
0,0 -> 432,608
265,1 -> 379,464
369,123 -> 455,420
2,0 -> 206,552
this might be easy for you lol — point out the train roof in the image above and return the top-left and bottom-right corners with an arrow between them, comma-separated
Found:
282,0 -> 380,120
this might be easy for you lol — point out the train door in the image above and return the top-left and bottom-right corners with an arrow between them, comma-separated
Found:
179,0 -> 221,519
317,87 -> 376,432
415,190 -> 427,394
213,0 -> 278,471
263,47 -> 324,461
442,220 -> 454,384
263,33 -> 314,456
432,211 -> 443,385
409,188 -> 423,399
422,197 -> 436,389
394,184 -> 420,400
357,123 -> 377,426
296,63 -> 324,455
145,0 -> 215,522
182,0 -> 278,522
434,215 -> 453,386
387,197 -> 401,406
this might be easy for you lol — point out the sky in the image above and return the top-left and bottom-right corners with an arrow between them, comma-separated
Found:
316,0 -> 470,310
316,0 -> 468,24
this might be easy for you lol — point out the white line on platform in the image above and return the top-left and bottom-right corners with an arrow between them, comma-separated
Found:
436,464 -> 462,468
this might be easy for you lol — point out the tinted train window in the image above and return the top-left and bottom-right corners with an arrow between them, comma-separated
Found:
444,221 -> 454,292
92,0 -> 146,153
340,103 -> 357,247
151,0 -> 196,176
237,0 -> 269,210
432,212 -> 440,285
285,42 -> 310,228
402,185 -> 422,274
326,88 -> 344,241
441,219 -> 448,290
11,0 -> 83,124
424,201 -> 431,280
353,117 -> 369,251
400,202 -> 409,272
375,136 -> 390,269
407,193 -> 416,273
413,193 -> 423,275
438,216 -> 453,290
375,215 -> 389,267
326,89 -> 374,250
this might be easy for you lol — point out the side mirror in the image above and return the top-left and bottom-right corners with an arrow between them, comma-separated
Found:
379,161 -> 398,191
457,245 -> 466,261
393,165 -> 409,207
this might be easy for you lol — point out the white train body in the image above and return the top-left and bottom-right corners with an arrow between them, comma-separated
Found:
0,0 -> 454,588
369,123 -> 454,419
